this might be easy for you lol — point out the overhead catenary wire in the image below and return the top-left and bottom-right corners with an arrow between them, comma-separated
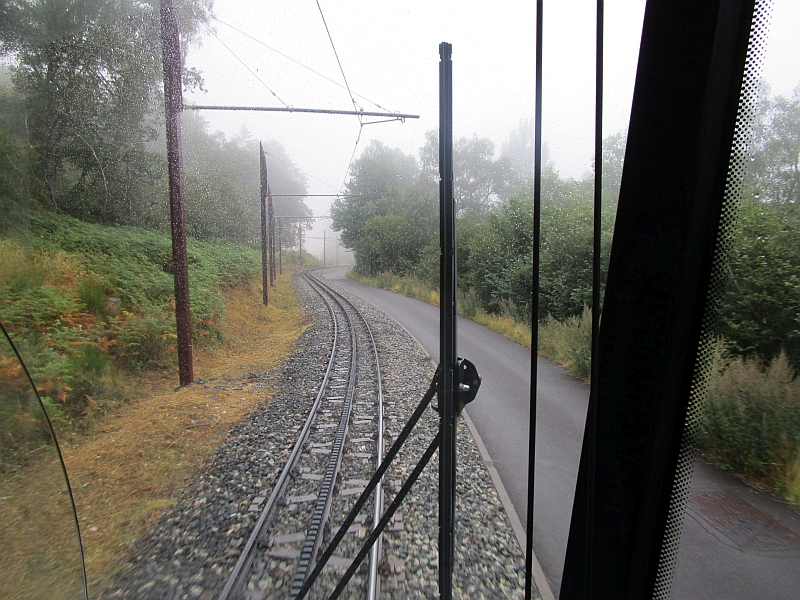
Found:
261,148 -> 340,193
314,0 -> 360,114
201,22 -> 289,108
312,0 -> 365,195
213,17 -> 396,114
340,122 -> 364,194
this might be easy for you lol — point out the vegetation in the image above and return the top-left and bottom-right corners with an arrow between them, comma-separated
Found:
0,211 -> 263,443
700,345 -> 800,503
337,86 -> 800,503
0,1 -> 311,242
1,264 -> 308,597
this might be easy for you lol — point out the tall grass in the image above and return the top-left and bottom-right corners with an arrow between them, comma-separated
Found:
538,306 -> 593,380
700,347 -> 800,503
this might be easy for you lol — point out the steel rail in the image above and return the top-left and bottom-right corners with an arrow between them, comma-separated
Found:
307,271 -> 385,600
217,277 -> 341,600
290,274 -> 359,595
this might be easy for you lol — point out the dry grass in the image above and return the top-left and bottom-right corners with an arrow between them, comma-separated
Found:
472,310 -> 532,348
349,271 -> 532,349
0,452 -> 86,600
1,271 -> 306,597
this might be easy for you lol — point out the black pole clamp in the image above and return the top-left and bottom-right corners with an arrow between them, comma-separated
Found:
456,357 -> 481,411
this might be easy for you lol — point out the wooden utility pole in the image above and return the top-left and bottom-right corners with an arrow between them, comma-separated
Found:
259,143 -> 269,305
160,0 -> 193,386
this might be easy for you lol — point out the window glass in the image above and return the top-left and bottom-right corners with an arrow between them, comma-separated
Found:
667,2 -> 800,598
0,327 -> 85,599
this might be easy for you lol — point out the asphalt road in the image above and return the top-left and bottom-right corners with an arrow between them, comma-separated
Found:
321,267 -> 800,599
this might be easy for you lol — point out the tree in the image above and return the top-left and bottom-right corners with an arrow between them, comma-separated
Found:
180,118 -> 309,243
0,0 -> 211,223
419,130 -> 503,218
750,83 -> 800,206
601,129 -> 627,209
496,118 -> 556,201
331,140 -> 426,272
719,196 -> 800,368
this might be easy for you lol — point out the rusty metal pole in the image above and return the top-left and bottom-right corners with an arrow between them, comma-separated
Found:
259,143 -> 269,306
160,0 -> 193,386
268,187 -> 276,285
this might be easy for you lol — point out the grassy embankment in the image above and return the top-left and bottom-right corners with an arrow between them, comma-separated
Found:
0,212 -> 308,597
350,270 -> 800,506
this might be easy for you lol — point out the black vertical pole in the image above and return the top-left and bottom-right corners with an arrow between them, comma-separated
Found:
525,2 -> 543,598
438,41 -> 456,600
160,0 -> 193,386
279,224 -> 283,275
268,186 -> 276,285
586,2 -> 604,596
259,144 -> 269,305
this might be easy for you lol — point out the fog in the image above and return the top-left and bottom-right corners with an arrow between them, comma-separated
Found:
183,0 -> 800,258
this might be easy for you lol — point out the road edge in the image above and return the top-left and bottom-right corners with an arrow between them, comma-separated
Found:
462,410 -> 556,600
324,269 -> 556,600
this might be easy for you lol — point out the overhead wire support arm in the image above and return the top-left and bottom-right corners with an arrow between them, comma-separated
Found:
185,105 -> 419,119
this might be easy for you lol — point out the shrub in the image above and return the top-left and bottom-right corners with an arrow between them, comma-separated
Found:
538,305 -> 593,380
699,349 -> 800,491
458,288 -> 481,319
113,309 -> 176,371
78,276 -> 106,315
62,344 -> 108,416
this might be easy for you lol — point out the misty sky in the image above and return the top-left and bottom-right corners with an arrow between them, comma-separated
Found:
183,0 -> 799,258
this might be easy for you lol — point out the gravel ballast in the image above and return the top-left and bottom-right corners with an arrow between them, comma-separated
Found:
106,273 -> 531,599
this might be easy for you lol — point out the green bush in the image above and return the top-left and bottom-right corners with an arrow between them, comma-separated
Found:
538,305 -> 593,380
63,344 -> 108,416
78,276 -> 106,315
458,288 -> 481,319
699,349 -> 800,489
113,309 -> 176,371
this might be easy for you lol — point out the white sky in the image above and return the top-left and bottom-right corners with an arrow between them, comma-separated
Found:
183,0 -> 799,258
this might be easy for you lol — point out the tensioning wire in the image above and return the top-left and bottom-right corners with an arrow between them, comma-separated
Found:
213,16 -> 395,114
202,22 -> 289,108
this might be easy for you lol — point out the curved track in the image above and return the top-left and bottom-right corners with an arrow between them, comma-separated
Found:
219,271 -> 385,600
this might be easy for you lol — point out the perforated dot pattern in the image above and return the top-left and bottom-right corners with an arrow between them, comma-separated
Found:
651,2 -> 773,598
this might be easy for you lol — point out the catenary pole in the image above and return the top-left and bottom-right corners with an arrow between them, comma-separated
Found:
259,144 -> 269,305
160,0 -> 193,386
438,41 -> 456,600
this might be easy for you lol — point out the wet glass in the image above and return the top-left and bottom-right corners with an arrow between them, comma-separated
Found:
0,326 -> 86,599
667,2 -> 800,598
2,0 -> 794,598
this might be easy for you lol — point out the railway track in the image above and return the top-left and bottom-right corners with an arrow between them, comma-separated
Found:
219,271 -> 385,600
